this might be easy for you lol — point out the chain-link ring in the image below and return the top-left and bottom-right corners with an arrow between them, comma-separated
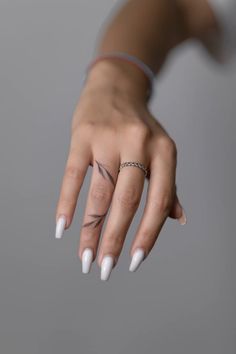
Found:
118,161 -> 149,177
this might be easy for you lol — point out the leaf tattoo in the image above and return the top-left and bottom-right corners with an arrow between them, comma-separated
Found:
93,218 -> 104,228
82,220 -> 98,228
95,160 -> 115,186
96,161 -> 106,178
82,212 -> 107,228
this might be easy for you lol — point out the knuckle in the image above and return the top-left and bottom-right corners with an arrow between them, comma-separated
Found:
157,136 -> 177,160
64,164 -> 84,181
90,183 -> 110,202
139,227 -> 154,240
127,123 -> 152,145
149,193 -> 173,214
58,197 -> 76,209
71,116 -> 96,138
106,233 -> 124,250
117,187 -> 140,210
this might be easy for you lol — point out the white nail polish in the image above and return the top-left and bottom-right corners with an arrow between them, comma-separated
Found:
82,248 -> 93,274
100,255 -> 114,281
129,248 -> 145,272
55,215 -> 66,239
178,208 -> 187,225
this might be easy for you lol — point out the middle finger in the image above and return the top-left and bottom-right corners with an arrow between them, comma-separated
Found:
78,152 -> 119,269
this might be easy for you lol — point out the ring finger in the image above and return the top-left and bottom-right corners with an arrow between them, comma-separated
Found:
97,154 -> 148,280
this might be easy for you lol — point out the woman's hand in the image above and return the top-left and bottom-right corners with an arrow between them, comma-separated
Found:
55,60 -> 186,280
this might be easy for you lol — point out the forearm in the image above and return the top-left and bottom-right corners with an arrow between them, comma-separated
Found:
84,0 -> 218,103
97,0 -> 218,71
96,0 -> 188,74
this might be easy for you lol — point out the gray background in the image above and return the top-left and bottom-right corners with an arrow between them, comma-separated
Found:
0,1 -> 235,353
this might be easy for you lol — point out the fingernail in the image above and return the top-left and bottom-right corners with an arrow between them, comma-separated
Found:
178,208 -> 187,225
100,255 -> 114,281
129,248 -> 145,272
82,248 -> 93,274
55,215 -> 67,239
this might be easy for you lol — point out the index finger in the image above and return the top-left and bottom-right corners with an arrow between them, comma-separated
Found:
55,136 -> 92,238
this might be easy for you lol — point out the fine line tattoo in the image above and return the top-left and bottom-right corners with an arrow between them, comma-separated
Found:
82,212 -> 107,228
95,160 -> 115,186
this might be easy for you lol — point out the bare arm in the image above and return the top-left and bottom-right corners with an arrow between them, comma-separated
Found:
85,0 -> 218,101
55,0 -> 220,280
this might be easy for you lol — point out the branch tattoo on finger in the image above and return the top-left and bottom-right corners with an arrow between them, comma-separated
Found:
95,160 -> 115,186
82,160 -> 115,229
82,212 -> 107,228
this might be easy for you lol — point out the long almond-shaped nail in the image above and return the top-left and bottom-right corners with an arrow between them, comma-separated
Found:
178,208 -> 187,225
82,248 -> 93,274
55,215 -> 66,239
100,255 -> 114,281
129,248 -> 145,272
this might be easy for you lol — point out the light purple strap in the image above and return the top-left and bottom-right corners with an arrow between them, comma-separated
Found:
84,51 -> 156,100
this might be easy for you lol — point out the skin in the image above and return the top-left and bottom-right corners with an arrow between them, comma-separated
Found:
55,0 -> 218,268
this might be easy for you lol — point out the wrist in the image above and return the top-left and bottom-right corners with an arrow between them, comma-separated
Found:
83,58 -> 152,104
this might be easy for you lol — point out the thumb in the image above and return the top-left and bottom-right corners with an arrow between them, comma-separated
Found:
169,193 -> 187,225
